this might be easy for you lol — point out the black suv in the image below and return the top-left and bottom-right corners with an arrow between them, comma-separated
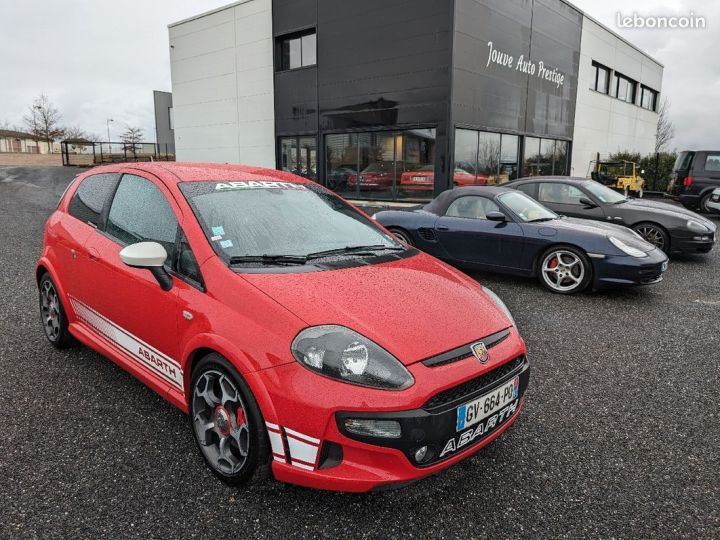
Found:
667,151 -> 720,212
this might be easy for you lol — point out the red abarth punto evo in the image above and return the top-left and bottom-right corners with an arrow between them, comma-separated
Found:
36,163 -> 530,492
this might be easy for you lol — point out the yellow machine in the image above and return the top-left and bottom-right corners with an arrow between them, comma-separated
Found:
589,160 -> 645,197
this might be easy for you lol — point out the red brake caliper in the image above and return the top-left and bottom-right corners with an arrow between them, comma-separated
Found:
549,257 -> 558,269
236,407 -> 246,428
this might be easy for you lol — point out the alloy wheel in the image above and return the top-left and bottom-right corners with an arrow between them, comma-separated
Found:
635,225 -> 666,251
40,280 -> 61,342
192,370 -> 250,475
541,250 -> 586,293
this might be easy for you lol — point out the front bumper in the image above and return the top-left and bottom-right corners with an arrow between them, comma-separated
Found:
250,327 -> 528,492
593,248 -> 669,288
670,231 -> 716,255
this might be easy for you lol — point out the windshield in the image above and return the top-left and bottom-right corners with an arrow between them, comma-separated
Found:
583,180 -> 627,204
179,180 -> 402,261
498,191 -> 557,222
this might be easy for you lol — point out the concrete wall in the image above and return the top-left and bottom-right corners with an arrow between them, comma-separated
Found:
0,153 -> 63,166
153,90 -> 175,154
571,16 -> 662,177
168,0 -> 275,165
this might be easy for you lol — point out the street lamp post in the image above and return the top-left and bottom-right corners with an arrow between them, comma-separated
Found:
106,118 -> 114,153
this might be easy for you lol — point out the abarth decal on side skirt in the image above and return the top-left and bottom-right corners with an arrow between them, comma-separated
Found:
69,296 -> 184,391
266,422 -> 321,471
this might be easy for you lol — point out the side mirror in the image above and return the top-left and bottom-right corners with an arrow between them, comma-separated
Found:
579,197 -> 598,208
486,211 -> 507,222
119,242 -> 173,291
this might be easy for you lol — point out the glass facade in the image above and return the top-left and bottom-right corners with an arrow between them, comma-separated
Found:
325,128 -> 436,201
454,129 -> 519,185
522,137 -> 569,177
279,136 -> 317,180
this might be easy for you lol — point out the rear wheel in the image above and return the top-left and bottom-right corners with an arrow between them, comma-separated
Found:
632,223 -> 669,253
699,193 -> 712,213
538,246 -> 592,294
38,273 -> 75,349
189,353 -> 269,486
388,228 -> 414,246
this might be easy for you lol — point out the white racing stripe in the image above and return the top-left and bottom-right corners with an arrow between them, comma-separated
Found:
69,296 -> 184,391
265,422 -> 322,471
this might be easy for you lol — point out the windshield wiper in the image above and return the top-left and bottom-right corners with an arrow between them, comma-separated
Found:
527,217 -> 556,223
228,254 -> 307,266
613,199 -> 629,205
306,244 -> 405,260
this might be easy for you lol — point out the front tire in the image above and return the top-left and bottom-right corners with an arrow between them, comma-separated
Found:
38,273 -> 75,349
189,354 -> 270,486
538,246 -> 592,294
632,222 -> 669,253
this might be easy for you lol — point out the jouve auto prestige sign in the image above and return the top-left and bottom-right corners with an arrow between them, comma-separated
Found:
485,41 -> 565,88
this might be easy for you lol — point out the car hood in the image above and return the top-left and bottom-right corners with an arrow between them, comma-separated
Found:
239,253 -> 512,365
550,217 -> 655,252
621,199 -> 717,229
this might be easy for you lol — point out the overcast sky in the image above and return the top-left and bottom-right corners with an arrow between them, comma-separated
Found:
0,0 -> 716,151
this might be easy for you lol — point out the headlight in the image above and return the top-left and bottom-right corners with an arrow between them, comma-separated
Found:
687,220 -> 709,233
608,236 -> 648,258
481,286 -> 516,327
291,325 -> 414,390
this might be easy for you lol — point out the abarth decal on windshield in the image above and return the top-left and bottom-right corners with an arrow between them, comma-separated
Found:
214,181 -> 308,191
69,296 -> 184,391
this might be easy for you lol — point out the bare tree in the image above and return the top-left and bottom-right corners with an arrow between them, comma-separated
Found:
120,125 -> 144,154
63,126 -> 100,142
655,97 -> 675,152
23,94 -> 64,153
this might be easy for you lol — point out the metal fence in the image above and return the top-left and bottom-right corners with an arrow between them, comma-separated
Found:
61,141 -> 175,167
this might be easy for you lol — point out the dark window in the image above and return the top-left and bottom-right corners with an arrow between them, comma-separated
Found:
454,128 -> 519,185
613,73 -> 637,104
67,173 -> 120,227
704,155 -> 720,172
591,61 -> 610,94
640,86 -> 658,111
106,174 -> 178,265
538,183 -> 585,205
515,183 -> 536,197
279,136 -> 317,180
445,196 -> 500,220
175,231 -> 203,286
522,138 -> 569,177
277,30 -> 316,71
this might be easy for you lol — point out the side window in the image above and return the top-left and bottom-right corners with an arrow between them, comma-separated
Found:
106,174 -> 178,265
176,231 -> 203,286
704,155 -> 720,172
445,196 -> 500,220
67,173 -> 120,227
515,183 -> 536,198
538,183 -> 585,205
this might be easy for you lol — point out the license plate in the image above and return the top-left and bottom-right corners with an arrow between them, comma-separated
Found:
456,376 -> 519,432
412,176 -> 427,182
661,261 -> 668,272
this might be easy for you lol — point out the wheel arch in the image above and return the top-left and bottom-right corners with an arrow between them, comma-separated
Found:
35,258 -> 74,319
630,221 -> 671,250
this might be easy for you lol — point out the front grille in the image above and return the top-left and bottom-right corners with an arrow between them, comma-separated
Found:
422,329 -> 510,368
417,228 -> 436,241
423,355 -> 526,410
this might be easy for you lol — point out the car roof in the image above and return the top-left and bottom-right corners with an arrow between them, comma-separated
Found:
509,176 -> 591,184
84,162 -> 312,184
424,185 -> 515,215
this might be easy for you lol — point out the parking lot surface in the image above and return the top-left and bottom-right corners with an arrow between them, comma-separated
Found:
1,166 -> 718,539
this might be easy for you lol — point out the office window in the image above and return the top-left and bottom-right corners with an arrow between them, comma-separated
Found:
277,30 -> 316,71
168,107 -> 174,130
640,86 -> 658,111
591,61 -> 610,94
614,73 -> 637,104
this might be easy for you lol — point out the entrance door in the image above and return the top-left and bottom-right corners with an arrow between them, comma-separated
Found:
279,136 -> 317,180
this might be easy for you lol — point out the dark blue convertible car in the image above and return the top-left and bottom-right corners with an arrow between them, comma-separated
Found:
373,186 -> 669,294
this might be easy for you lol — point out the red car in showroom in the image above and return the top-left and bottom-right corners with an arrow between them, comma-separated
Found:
36,163 -> 529,492
400,165 -> 486,192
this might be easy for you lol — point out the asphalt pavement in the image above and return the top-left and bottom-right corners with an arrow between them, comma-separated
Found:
0,166 -> 718,539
